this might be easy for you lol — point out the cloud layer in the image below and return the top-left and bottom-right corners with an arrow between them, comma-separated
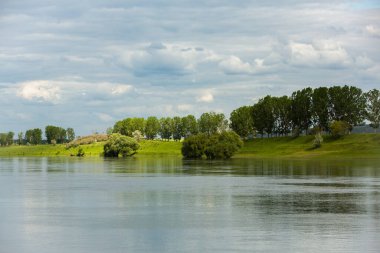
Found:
0,0 -> 379,134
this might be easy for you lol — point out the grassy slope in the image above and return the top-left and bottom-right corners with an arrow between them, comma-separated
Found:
237,133 -> 380,159
0,134 -> 378,159
0,140 -> 182,157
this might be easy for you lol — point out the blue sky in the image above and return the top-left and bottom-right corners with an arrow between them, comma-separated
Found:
0,0 -> 379,135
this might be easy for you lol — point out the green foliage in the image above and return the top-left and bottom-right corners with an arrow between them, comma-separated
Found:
365,89 -> 380,132
45,125 -> 67,144
181,115 -> 198,138
66,128 -> 75,142
198,112 -> 228,136
230,106 -> 254,139
159,117 -> 173,140
104,133 -> 140,157
181,131 -> 243,159
76,147 -> 85,157
18,132 -> 23,145
328,85 -> 366,131
172,116 -> 183,141
312,87 -> 330,131
312,132 -> 323,149
291,87 -> 313,134
181,134 -> 208,159
145,116 -> 160,139
25,128 -> 42,145
272,96 -> 292,136
0,132 -> 14,146
132,130 -> 143,142
330,121 -> 350,139
113,117 -> 146,136
252,96 -> 275,137
204,131 -> 243,159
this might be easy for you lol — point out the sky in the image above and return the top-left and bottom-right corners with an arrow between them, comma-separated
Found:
0,0 -> 379,135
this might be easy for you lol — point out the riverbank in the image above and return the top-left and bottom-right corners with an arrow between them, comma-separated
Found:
0,133 -> 379,158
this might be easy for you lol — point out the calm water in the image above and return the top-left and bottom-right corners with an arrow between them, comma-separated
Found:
0,157 -> 380,253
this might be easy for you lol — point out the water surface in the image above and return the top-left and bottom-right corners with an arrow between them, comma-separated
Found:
0,157 -> 379,253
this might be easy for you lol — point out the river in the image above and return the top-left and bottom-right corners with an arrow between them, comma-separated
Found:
0,157 -> 379,252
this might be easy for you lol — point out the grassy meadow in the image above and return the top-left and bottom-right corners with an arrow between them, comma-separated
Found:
0,133 -> 379,159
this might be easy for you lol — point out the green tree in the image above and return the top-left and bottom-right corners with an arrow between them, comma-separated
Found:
252,96 -> 275,137
291,87 -> 313,134
6,132 -> 14,146
328,85 -> 366,131
172,116 -> 183,141
312,87 -> 330,132
230,106 -> 254,139
159,117 -> 173,140
181,133 -> 208,159
145,116 -> 160,140
103,133 -> 140,157
18,132 -> 23,145
25,128 -> 42,145
330,120 -> 350,139
113,118 -> 145,136
66,128 -> 75,142
204,131 -> 243,159
198,112 -> 228,135
45,125 -> 66,144
272,96 -> 292,136
365,89 -> 380,132
181,115 -> 198,138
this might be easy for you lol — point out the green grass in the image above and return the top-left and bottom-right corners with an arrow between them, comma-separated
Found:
237,133 -> 380,159
0,134 -> 379,159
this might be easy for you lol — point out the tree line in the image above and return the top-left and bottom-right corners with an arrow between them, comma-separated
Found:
231,85 -> 379,138
112,85 -> 379,140
0,126 -> 75,146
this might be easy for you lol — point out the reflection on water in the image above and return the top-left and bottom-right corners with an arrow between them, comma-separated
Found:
0,157 -> 380,253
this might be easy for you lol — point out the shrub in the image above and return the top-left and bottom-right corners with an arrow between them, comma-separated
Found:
330,121 -> 350,139
104,133 -> 139,157
312,132 -> 323,149
181,134 -> 208,159
76,147 -> 85,157
205,131 -> 243,159
181,131 -> 243,159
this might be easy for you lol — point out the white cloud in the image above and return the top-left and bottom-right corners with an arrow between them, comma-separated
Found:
96,113 -> 114,122
177,104 -> 194,112
17,80 -> 61,103
196,90 -> 214,103
365,25 -> 380,37
110,84 -> 134,95
289,40 -> 352,68
219,56 -> 253,74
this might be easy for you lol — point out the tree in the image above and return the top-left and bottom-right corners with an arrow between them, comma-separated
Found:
365,89 -> 380,132
252,96 -> 275,137
181,115 -> 198,138
18,132 -> 23,145
312,87 -> 330,132
230,106 -> 254,139
204,131 -> 243,159
0,132 -> 14,146
145,116 -> 160,139
181,131 -> 243,159
330,120 -> 350,139
45,125 -> 66,143
25,128 -> 42,145
181,133 -> 208,159
113,118 -> 145,136
66,128 -> 75,142
6,132 -> 14,146
198,112 -> 228,135
172,116 -> 183,141
291,87 -> 313,134
159,117 -> 173,140
103,133 -> 140,157
328,85 -> 366,131
272,96 -> 292,136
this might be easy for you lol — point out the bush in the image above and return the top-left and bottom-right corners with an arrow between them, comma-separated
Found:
181,131 -> 243,159
181,134 -> 208,159
312,132 -> 323,149
330,121 -> 350,139
104,133 -> 140,157
76,147 -> 85,157
205,131 -> 243,159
